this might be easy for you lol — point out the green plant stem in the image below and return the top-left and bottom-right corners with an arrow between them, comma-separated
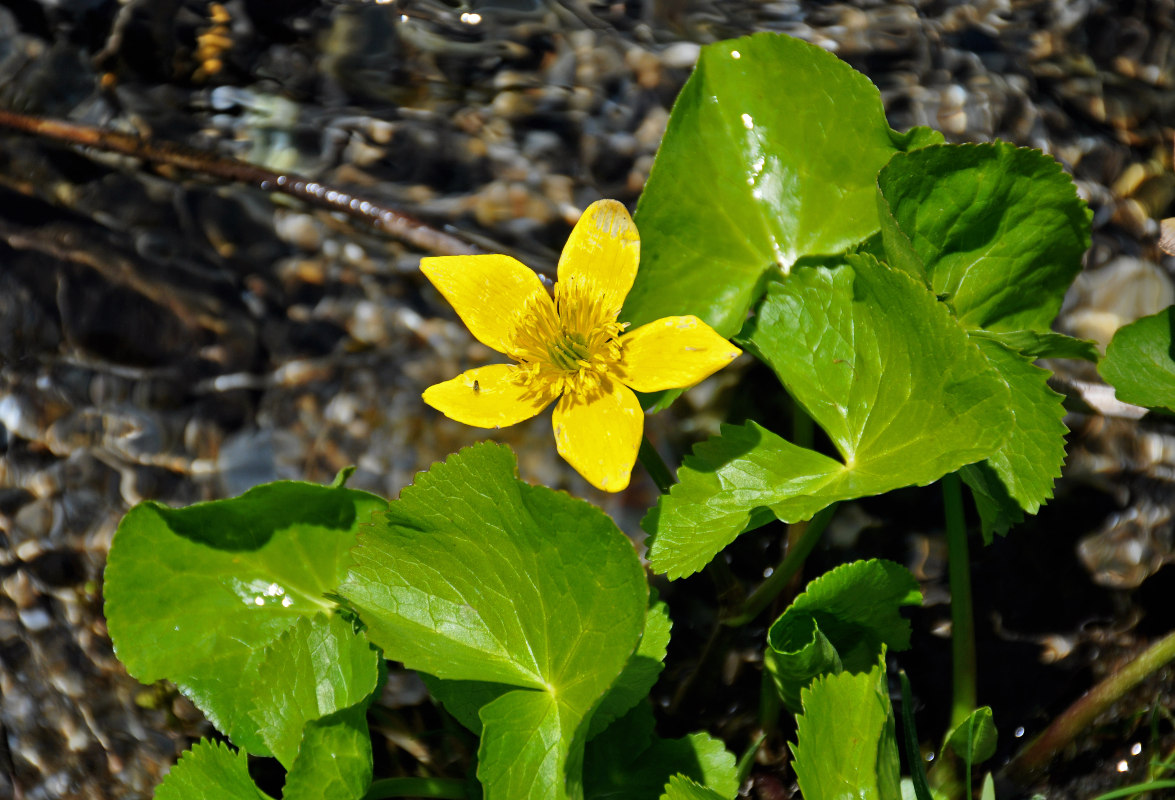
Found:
1090,780 -> 1175,800
758,663 -> 781,736
723,503 -> 836,627
637,435 -> 674,495
943,472 -> 976,732
363,777 -> 468,800
1002,628 -> 1175,785
899,671 -> 935,800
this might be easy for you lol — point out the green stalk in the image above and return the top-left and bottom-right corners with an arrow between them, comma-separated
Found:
363,777 -> 469,800
1002,628 -> 1175,785
943,472 -> 976,731
723,503 -> 836,627
1090,781 -> 1175,800
899,671 -> 935,800
637,435 -> 674,495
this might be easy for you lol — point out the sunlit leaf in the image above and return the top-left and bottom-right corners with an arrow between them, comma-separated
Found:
338,443 -> 647,800
646,255 -> 1011,578
153,740 -> 268,800
249,614 -> 380,770
791,656 -> 901,800
625,32 -> 941,339
877,142 -> 1091,333
104,477 -> 386,754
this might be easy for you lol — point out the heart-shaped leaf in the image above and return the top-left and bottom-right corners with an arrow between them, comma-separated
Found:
339,443 -> 648,800
625,32 -> 942,339
104,477 -> 386,753
646,255 -> 1012,578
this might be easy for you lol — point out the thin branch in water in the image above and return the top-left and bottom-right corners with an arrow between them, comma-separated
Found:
0,108 -> 482,257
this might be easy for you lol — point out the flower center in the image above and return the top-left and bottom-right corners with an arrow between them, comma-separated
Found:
506,276 -> 627,401
547,333 -> 591,372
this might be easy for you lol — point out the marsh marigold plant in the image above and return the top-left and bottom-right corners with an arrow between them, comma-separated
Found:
420,199 -> 741,491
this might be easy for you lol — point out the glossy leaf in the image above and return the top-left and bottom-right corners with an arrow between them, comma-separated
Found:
1100,307 -> 1175,413
104,478 -> 386,754
625,32 -> 942,338
766,560 -> 921,711
338,443 -> 647,800
646,255 -> 1012,578
959,337 -> 1068,542
153,740 -> 269,800
877,142 -> 1091,333
249,613 -> 381,768
791,657 -> 901,800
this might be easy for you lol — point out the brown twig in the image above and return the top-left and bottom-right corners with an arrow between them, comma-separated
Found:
1001,628 -> 1175,786
0,108 -> 482,257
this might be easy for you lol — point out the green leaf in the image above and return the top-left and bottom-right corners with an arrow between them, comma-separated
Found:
153,740 -> 269,800
660,775 -> 729,800
877,142 -> 1091,334
980,772 -> 996,800
338,443 -> 648,800
1100,307 -> 1175,413
970,329 -> 1099,362
790,656 -> 901,800
625,32 -> 942,338
942,707 -> 998,767
958,461 -> 1023,544
765,560 -> 921,711
585,704 -> 738,800
282,707 -> 373,800
249,614 -> 381,768
959,337 -> 1069,542
104,480 -> 387,754
646,255 -> 1012,578
424,595 -> 670,741
589,596 -> 672,739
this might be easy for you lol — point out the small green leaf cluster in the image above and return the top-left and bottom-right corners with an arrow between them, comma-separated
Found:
105,447 -> 737,800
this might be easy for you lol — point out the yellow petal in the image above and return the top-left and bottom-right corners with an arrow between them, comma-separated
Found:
421,255 -> 553,354
615,316 -> 742,393
423,364 -> 555,428
553,379 -> 643,492
558,200 -> 640,317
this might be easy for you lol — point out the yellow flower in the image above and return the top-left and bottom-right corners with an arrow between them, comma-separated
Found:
420,199 -> 741,492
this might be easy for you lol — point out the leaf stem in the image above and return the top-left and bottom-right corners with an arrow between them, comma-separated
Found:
637,435 -> 674,495
363,777 -> 469,800
1002,628 -> 1175,785
722,503 -> 837,627
943,472 -> 977,731
899,670 -> 935,800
